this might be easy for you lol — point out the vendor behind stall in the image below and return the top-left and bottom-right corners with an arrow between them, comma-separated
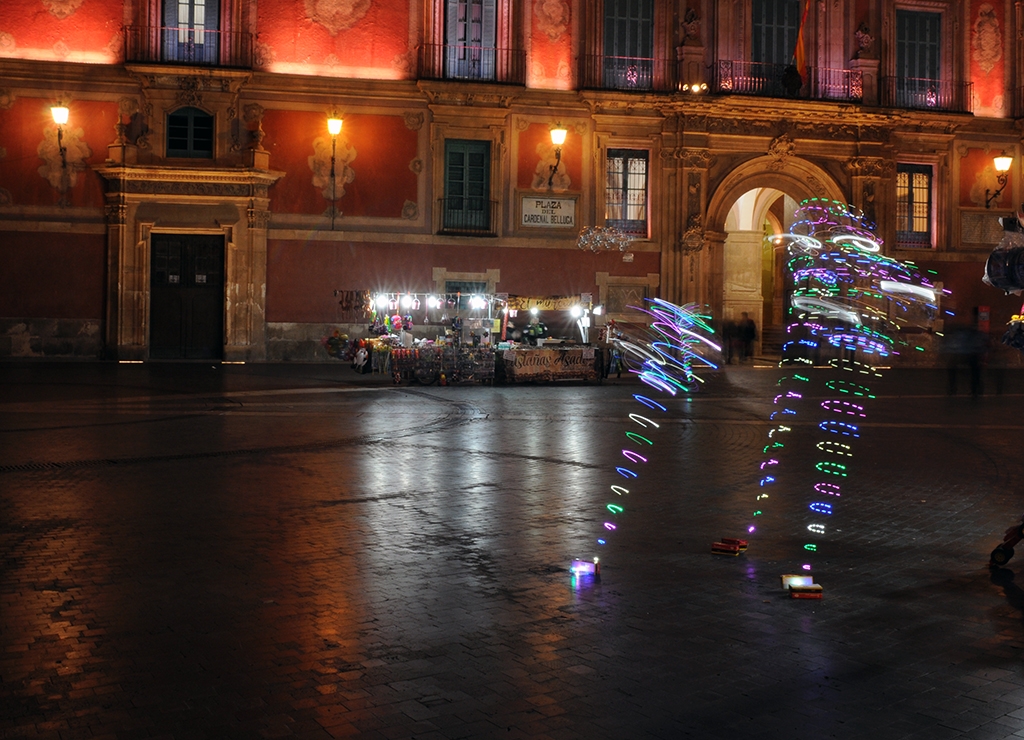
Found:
525,316 -> 548,346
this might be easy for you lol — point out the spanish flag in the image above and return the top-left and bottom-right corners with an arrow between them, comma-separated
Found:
793,0 -> 810,81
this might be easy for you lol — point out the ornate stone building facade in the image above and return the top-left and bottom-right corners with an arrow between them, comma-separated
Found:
0,0 -> 1021,360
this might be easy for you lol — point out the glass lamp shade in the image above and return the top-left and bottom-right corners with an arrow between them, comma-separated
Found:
51,106 -> 69,125
327,118 -> 343,136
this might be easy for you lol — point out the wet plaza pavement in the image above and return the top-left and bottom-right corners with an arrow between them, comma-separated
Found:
3,361 -> 1024,740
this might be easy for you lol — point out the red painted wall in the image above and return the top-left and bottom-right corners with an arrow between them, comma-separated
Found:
266,238 -> 659,322
262,109 -> 418,217
517,122 -> 581,191
968,0 -> 1007,117
0,232 -> 105,318
529,0 -> 573,90
0,0 -> 122,62
0,97 -> 114,209
256,0 -> 411,77
959,146 -> 1011,209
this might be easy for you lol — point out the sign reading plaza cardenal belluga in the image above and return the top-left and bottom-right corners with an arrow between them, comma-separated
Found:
520,196 -> 576,228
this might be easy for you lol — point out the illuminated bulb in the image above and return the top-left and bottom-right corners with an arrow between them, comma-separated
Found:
374,294 -> 389,309
400,294 -> 413,309
51,106 -> 69,125
570,305 -> 583,318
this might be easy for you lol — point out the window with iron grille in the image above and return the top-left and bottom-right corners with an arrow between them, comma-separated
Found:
445,0 -> 496,80
603,0 -> 654,89
166,107 -> 214,158
606,149 -> 648,237
443,140 -> 491,233
896,164 -> 932,247
163,0 -> 219,64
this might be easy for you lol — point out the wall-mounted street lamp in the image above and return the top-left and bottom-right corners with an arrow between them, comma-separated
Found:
986,151 -> 1013,209
327,115 -> 343,229
51,105 -> 70,205
548,124 -> 568,189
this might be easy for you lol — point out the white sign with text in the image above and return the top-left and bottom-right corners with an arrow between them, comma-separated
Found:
521,196 -> 576,228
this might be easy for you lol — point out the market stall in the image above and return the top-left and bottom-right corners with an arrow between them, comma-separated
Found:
328,289 -> 605,384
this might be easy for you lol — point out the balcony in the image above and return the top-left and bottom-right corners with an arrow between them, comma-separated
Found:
712,61 -> 862,102
437,198 -> 498,237
880,77 -> 973,113
124,25 -> 253,67
419,44 -> 526,85
580,55 -> 676,93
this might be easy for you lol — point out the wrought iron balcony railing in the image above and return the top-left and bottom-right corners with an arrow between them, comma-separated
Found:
880,77 -> 973,113
437,198 -> 498,237
124,25 -> 253,67
712,60 -> 862,102
419,44 -> 526,85
580,55 -> 676,93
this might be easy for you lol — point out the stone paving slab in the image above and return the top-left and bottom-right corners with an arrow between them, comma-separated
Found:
2,363 -> 1024,739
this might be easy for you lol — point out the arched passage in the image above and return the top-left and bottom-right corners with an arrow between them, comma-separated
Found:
704,156 -> 846,359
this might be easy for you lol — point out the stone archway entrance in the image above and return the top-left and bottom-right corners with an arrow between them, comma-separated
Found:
705,156 -> 846,358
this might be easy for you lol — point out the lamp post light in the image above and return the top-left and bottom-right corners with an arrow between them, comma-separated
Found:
51,105 -> 70,205
547,124 -> 568,189
327,116 -> 343,229
985,151 -> 1013,209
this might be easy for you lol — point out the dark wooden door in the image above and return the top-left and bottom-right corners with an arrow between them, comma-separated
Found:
150,234 -> 224,359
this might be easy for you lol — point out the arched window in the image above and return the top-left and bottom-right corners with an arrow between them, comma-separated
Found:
166,107 -> 214,158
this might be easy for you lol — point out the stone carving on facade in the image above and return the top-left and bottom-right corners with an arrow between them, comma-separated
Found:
683,148 -> 713,168
681,8 -> 701,45
424,90 -> 515,108
243,103 -> 266,151
679,217 -> 705,254
309,134 -> 356,201
861,180 -> 877,226
0,32 -> 15,56
515,117 -> 530,131
305,0 -> 371,36
972,4 -> 1002,74
409,158 -> 423,174
401,200 -> 418,220
707,116 -> 774,135
42,0 -> 84,20
53,40 -> 70,61
0,89 -> 14,109
105,202 -> 127,225
806,175 -> 825,194
176,76 -> 204,108
767,133 -> 795,170
534,0 -> 569,41
120,180 -> 252,196
854,23 -> 874,59
247,206 -> 271,229
404,112 -> 424,130
844,156 -> 893,178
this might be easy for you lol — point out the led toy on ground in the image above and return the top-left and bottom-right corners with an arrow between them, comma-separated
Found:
573,300 -> 722,579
